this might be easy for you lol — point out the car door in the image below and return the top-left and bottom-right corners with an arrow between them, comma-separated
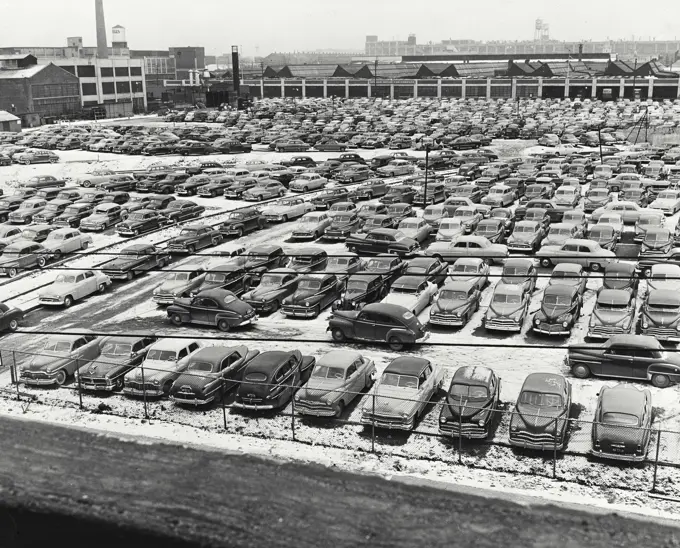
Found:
191,297 -> 215,324
220,351 -> 243,389
353,311 -> 378,340
345,361 -> 362,394
600,347 -> 635,378
82,271 -> 97,297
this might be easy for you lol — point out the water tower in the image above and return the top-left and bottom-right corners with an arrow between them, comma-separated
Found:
534,19 -> 550,42
112,25 -> 127,48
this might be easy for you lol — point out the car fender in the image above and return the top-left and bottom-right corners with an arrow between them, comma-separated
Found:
386,327 -> 415,343
647,363 -> 680,382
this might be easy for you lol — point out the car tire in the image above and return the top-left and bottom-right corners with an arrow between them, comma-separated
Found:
388,337 -> 404,351
331,328 -> 346,342
282,215 -> 288,222
83,180 -> 92,188
217,319 -> 231,332
7,268 -> 18,279
257,195 -> 263,202
37,256 -> 47,268
171,314 -> 183,326
55,370 -> 67,386
81,241 -> 89,250
335,401 -> 345,418
211,238 -> 219,246
133,229 -> 140,237
540,258 -> 552,268
98,283 -> 107,293
187,245 -> 196,254
163,380 -> 173,395
643,267 -> 652,278
8,319 -> 18,331
571,364 -> 591,379
651,374 -> 671,388
590,262 -> 602,272
269,300 -> 280,313
236,227 -> 244,238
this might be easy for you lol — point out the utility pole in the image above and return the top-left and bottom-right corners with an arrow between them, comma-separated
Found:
374,58 -> 378,98
424,144 -> 430,208
597,124 -> 603,164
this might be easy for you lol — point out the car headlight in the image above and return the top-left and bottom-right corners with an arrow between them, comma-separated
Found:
478,419 -> 485,427
305,301 -> 310,307
439,416 -> 448,423
562,321 -> 569,328
534,317 -> 541,325
152,379 -> 160,386
401,411 -> 410,419
153,288 -> 160,295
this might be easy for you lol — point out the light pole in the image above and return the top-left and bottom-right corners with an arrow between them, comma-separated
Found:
423,144 -> 430,208
597,124 -> 604,164
374,58 -> 378,99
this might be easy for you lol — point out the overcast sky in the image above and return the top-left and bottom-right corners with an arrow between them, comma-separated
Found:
1,0 -> 678,56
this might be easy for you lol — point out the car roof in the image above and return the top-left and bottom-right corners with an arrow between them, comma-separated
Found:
597,289 -> 632,304
544,284 -> 577,297
51,227 -> 78,235
441,279 -> 477,292
197,288 -> 239,300
504,258 -> 533,268
407,257 -> 436,267
645,227 -> 671,236
553,263 -> 583,274
371,228 -> 399,236
247,244 -> 282,253
647,289 -> 680,307
385,356 -> 431,376
452,365 -> 493,385
494,283 -> 524,295
565,238 -> 595,246
521,373 -> 567,395
189,346 -> 240,362
605,262 -> 634,274
292,247 -> 325,256
651,264 -> 680,274
245,351 -> 295,373
453,257 -> 485,267
363,302 -> 413,317
316,350 -> 363,369
600,385 -> 647,414
392,275 -> 426,289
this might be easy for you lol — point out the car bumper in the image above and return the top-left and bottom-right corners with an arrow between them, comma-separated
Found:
80,380 -> 117,391
20,371 -> 60,385
587,326 -> 628,339
324,233 -> 349,240
232,401 -> 277,410
296,402 -> 338,417
439,422 -> 488,439
509,435 -> 564,451
484,319 -> 522,332
533,324 -> 571,336
39,297 -> 66,306
640,327 -> 680,341
153,295 -> 177,305
170,394 -> 215,406
291,232 -> 316,240
361,414 -> 415,430
429,315 -> 466,326
123,387 -> 163,397
282,306 -> 318,317
590,448 -> 646,462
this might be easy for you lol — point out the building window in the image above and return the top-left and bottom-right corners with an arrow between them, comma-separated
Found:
101,67 -> 114,77
61,66 -> 76,75
102,82 -> 115,95
77,65 -> 96,78
131,81 -> 144,93
33,97 -> 80,116
130,66 -> 142,76
83,100 -> 99,107
31,84 -> 80,98
115,67 -> 129,77
81,83 -> 97,96
116,81 -> 131,93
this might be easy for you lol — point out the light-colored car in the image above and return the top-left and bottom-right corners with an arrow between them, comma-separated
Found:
449,257 -> 490,290
360,357 -> 444,431
13,149 -> 59,165
427,235 -> 509,264
583,188 -> 612,213
242,181 -> 286,201
537,238 -> 616,271
290,211 -> 332,240
39,269 -> 111,307
591,202 -> 648,224
376,159 -> 415,177
436,218 -> 465,242
553,186 -> 581,209
295,350 -> 377,417
123,338 -> 203,397
481,184 -> 515,208
41,228 -> 93,257
7,198 -> 48,224
0,224 -> 23,251
79,203 -> 128,231
398,218 -> 432,244
650,190 -> 680,215
73,169 -> 116,188
262,197 -> 314,222
587,288 -> 636,339
542,222 -> 582,247
289,173 -> 328,192
381,275 -> 438,315
647,264 -> 680,292
152,264 -> 207,305
597,212 -> 624,236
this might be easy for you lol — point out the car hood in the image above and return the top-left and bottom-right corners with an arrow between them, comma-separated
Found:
651,199 -> 674,207
262,205 -> 291,215
488,302 -> 524,317
538,303 -> 572,319
509,232 -> 537,243
299,377 -> 345,400
592,307 -> 631,325
370,386 -> 421,415
173,370 -> 218,392
83,213 -> 110,223
40,283 -> 77,297
586,195 -> 608,204
643,307 -> 680,326
157,280 -> 188,293
514,403 -> 565,430
26,353 -> 71,372
244,284 -> 285,300
81,355 -> 130,377
382,293 -> 418,309
433,298 -> 472,313
446,397 -> 491,419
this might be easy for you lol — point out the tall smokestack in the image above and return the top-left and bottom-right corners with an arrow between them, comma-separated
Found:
232,46 -> 241,98
95,0 -> 109,59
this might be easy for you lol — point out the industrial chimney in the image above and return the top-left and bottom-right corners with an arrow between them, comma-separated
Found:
232,45 -> 241,99
95,0 -> 109,59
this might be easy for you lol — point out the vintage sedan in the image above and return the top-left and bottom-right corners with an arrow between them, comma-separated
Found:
152,265 -> 206,305
233,350 -> 316,411
332,272 -> 388,311
38,269 -> 111,307
169,345 -> 260,406
41,228 -> 92,258
448,185 -> 485,204
499,258 -> 537,295
166,225 -> 222,254
452,206 -> 483,234
242,268 -> 299,314
346,228 -> 419,258
548,263 -> 587,295
586,225 -> 619,251
434,219 -> 465,242
639,227 -> 674,259
116,209 -> 165,237
509,373 -> 571,451
381,276 -> 438,316
532,284 -> 581,336
363,254 -> 407,286
167,289 -> 257,332
223,178 -> 259,199
123,339 -> 203,397
323,212 -> 361,241
0,302 -> 23,332
380,185 -> 417,205
438,366 -> 501,438
20,331 -> 102,386
537,238 -> 616,271
242,181 -> 286,201
0,225 -> 24,251
360,357 -> 443,431
507,220 -> 545,253
427,235 -> 508,265
481,184 -> 515,208
158,200 -> 205,224
591,385 -> 653,463
429,280 -> 482,327
376,159 -> 415,178
295,350 -> 377,418
8,198 -> 48,224
587,289 -> 636,339
553,186 -> 581,209
348,179 -> 389,202
281,273 -> 341,318
360,214 -> 399,233
542,222 -> 583,248
290,211 -> 332,240
591,201 -> 649,224
597,212 -> 624,238
31,199 -> 71,224
634,210 -> 665,243
584,188 -> 613,213
646,264 -> 680,292
72,169 -> 116,188
102,244 -> 170,281
601,262 -> 638,295
241,244 -> 287,286
79,203 -> 127,231
397,218 -> 432,244
489,207 -> 515,235
289,173 -> 328,192
77,334 -> 157,392
650,190 -> 680,215
473,218 -> 506,244
192,262 -> 248,297
262,198 -> 313,223
51,202 -> 94,228
404,256 -> 448,286
639,289 -> 680,342
311,188 -> 350,210
219,208 -> 267,238
484,283 -> 530,332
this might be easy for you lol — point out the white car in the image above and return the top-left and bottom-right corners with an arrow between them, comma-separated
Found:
381,276 -> 438,315
647,264 -> 680,291
39,269 -> 111,307
289,173 -> 328,192
650,190 -> 680,215
290,211 -> 333,240
0,224 -> 23,251
261,197 -> 314,222
436,218 -> 465,242
73,170 -> 116,188
596,212 -> 624,236
41,228 -> 93,257
376,160 -> 415,177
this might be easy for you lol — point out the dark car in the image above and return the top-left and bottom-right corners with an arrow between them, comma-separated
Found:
429,280 -> 482,328
176,175 -> 214,196
404,256 -> 448,286
166,224 -> 223,254
198,176 -> 239,198
0,302 -> 23,332
77,334 -> 156,391
151,173 -> 191,195
363,254 -> 407,287
213,140 -> 252,154
356,202 -> 388,221
193,263 -> 248,297
168,289 -> 257,332
31,199 -> 72,224
102,244 -> 171,281
241,244 -> 287,287
287,247 -> 328,274
52,203 -> 94,228
531,284 -> 581,336
509,373 -> 571,451
591,385 -> 653,463
346,228 -> 418,258
639,289 -> 680,342
567,334 -> 680,387
97,175 -> 137,192
169,345 -> 259,406
223,178 -> 259,199
242,268 -> 299,314
219,208 -> 266,238
233,350 -> 316,410
116,209 -> 165,237
332,272 -> 388,311
146,194 -> 176,212
323,212 -> 361,241
311,189 -> 349,210
515,199 -> 562,223
380,185 -> 417,205
102,191 -> 132,206
359,214 -> 399,233
348,179 -> 389,201
158,200 -> 205,224
601,262 -> 638,295
177,141 -> 215,156
438,366 -> 501,439
281,273 -> 341,318
329,302 -> 429,351
474,218 -> 506,244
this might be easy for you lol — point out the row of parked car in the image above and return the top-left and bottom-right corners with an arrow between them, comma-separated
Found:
13,327 -> 664,463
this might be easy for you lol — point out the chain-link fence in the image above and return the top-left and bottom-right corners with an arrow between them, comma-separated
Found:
1,347 -> 679,497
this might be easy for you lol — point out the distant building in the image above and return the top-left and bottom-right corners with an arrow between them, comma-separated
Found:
0,110 -> 21,132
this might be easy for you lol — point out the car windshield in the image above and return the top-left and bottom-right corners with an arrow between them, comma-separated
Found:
259,274 -> 286,287
602,412 -> 640,426
244,372 -> 267,382
54,274 -> 77,283
552,227 -> 572,236
519,391 -> 563,407
449,383 -> 489,400
514,225 -> 536,233
597,299 -> 629,310
146,349 -> 177,361
645,233 -> 670,244
166,272 -> 190,281
454,210 -> 474,218
43,341 -> 72,353
440,220 -> 462,230
188,361 -> 215,373
180,229 -> 199,237
335,214 -> 354,223
638,217 -> 660,226
492,292 -> 521,304
453,264 -> 480,274
298,279 -> 321,290
658,192 -> 677,200
128,213 -> 146,221
206,273 -> 229,283
328,257 -> 349,268
589,227 -> 613,238
588,190 -> 609,198
440,290 -> 468,301
380,373 -> 419,389
101,343 -> 132,356
44,204 -> 61,212
392,285 -> 418,294
503,267 -> 528,282
647,301 -> 680,311
21,229 -> 39,239
544,294 -> 572,306
228,212 -> 243,220
312,366 -> 345,379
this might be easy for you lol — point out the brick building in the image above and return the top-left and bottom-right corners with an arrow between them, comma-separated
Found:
0,63 -> 80,126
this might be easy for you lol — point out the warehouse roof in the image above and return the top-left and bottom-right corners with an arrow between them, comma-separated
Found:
0,64 -> 46,79
0,111 -> 20,122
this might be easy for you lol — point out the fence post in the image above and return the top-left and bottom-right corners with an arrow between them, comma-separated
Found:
458,405 -> 463,464
140,361 -> 149,420
371,392 -> 376,453
12,351 -> 20,401
651,428 -> 662,493
552,417 -> 558,479
221,384 -> 227,430
291,387 -> 296,441
75,358 -> 84,409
